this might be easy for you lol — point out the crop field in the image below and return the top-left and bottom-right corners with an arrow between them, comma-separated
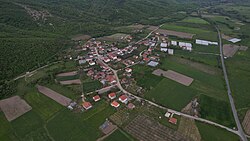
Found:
125,115 -> 189,141
45,83 -> 79,99
242,110 -> 250,135
155,29 -> 195,39
59,79 -> 82,85
37,85 -> 72,107
145,78 -> 196,111
161,23 -> 218,41
160,57 -> 227,101
57,71 -> 78,77
223,44 -> 240,57
199,95 -> 235,127
0,96 -> 32,121
196,122 -> 239,141
104,129 -> 134,141
180,17 -> 209,24
178,117 -> 201,141
99,33 -> 129,41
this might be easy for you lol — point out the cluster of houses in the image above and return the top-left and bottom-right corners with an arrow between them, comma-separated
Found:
81,92 -> 135,111
164,111 -> 178,125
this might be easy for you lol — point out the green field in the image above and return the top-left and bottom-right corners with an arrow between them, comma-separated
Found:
199,95 -> 235,127
56,74 -> 80,81
181,17 -> 209,24
145,78 -> 197,110
161,23 -> 218,41
196,122 -> 239,141
104,129 -> 135,141
82,80 -> 102,93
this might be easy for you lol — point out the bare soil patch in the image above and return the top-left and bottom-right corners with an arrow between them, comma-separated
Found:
171,57 -> 220,75
242,110 -> 250,135
59,79 -> 81,85
223,44 -> 240,57
56,71 -> 78,77
0,96 -> 32,121
71,34 -> 91,41
37,85 -> 72,106
153,69 -> 194,86
125,115 -> 189,141
127,24 -> 145,29
98,33 -> 129,42
147,26 -> 159,31
178,117 -> 201,141
155,29 -> 195,39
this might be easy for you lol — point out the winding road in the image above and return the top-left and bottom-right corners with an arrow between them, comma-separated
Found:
216,27 -> 248,141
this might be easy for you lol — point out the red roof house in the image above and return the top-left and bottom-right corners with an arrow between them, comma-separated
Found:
108,92 -> 116,100
119,95 -> 128,103
111,101 -> 120,108
169,117 -> 177,124
93,95 -> 101,102
106,75 -> 116,84
82,102 -> 92,110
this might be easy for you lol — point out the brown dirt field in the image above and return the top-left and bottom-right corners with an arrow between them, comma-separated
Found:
242,110 -> 250,135
0,96 -> 32,121
239,46 -> 248,51
170,57 -> 220,75
223,44 -> 240,57
153,69 -> 194,86
222,34 -> 233,40
178,117 -> 201,141
98,33 -> 129,42
125,115 -> 190,141
127,24 -> 145,29
59,79 -> 81,85
37,85 -> 72,106
147,26 -> 158,31
56,71 -> 78,77
71,34 -> 91,41
156,29 -> 195,39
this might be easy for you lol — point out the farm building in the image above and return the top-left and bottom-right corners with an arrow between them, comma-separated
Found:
168,49 -> 174,55
108,92 -> 116,100
99,120 -> 117,134
196,39 -> 218,46
160,42 -> 168,48
171,41 -> 177,46
82,102 -> 92,110
148,61 -> 159,67
119,95 -> 128,103
79,59 -> 86,64
229,38 -> 241,43
161,48 -> 168,52
93,95 -> 101,102
179,42 -> 192,51
111,101 -> 120,108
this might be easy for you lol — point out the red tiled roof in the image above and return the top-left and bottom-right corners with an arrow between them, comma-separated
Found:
169,117 -> 177,124
119,95 -> 128,101
108,92 -> 116,99
111,101 -> 120,108
93,95 -> 100,102
82,102 -> 92,110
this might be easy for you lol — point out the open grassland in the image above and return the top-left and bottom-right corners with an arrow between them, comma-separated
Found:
45,83 -> 79,99
82,80 -> 102,93
199,95 -> 235,127
161,23 -> 218,41
196,122 -> 239,141
104,129 -> 135,141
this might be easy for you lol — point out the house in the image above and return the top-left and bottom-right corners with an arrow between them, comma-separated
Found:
106,75 -> 117,84
143,57 -> 150,62
160,42 -> 168,48
82,102 -> 92,110
127,103 -> 135,109
108,92 -> 116,100
147,61 -> 159,67
119,95 -> 128,103
93,95 -> 101,102
168,117 -> 177,124
103,57 -> 110,63
125,68 -> 132,73
171,41 -> 177,46
108,53 -> 117,60
111,101 -> 120,108
89,60 -> 96,66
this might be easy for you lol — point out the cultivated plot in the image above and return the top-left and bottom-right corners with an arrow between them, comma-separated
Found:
223,44 -> 240,57
125,115 -> 189,141
0,96 -> 32,121
153,69 -> 194,86
156,29 -> 195,39
242,110 -> 250,135
59,79 -> 81,85
56,71 -> 78,77
37,85 -> 72,106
